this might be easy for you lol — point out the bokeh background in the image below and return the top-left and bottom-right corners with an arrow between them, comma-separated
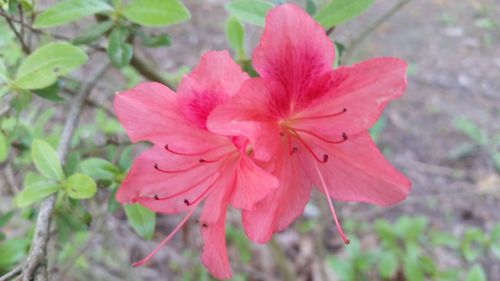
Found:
1,0 -> 499,280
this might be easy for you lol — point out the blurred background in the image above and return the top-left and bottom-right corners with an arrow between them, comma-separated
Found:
0,0 -> 499,280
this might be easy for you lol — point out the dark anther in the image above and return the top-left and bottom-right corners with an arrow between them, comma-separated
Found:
290,147 -> 298,154
342,108 -> 347,113
342,132 -> 348,140
322,154 -> 329,163
280,132 -> 285,136
202,223 -> 208,228
154,163 -> 160,170
154,194 -> 160,200
184,199 -> 190,206
164,144 -> 169,150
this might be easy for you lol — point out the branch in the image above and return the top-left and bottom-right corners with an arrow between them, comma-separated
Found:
0,7 -> 30,53
343,0 -> 412,62
0,63 -> 111,281
0,265 -> 21,281
130,54 -> 174,89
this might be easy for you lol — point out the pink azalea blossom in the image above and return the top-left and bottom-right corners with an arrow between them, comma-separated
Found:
114,51 -> 278,279
208,4 -> 411,243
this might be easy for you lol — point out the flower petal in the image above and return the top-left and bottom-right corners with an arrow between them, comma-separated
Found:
230,155 -> 279,210
310,132 -> 411,206
177,51 -> 249,129
242,149 -> 312,243
253,4 -> 334,107
116,146 -> 223,214
200,202 -> 232,280
293,58 -> 407,138
207,78 -> 283,161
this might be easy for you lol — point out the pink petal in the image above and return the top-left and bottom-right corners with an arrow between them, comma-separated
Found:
177,51 -> 249,129
207,78 -> 283,161
116,146 -> 223,214
293,58 -> 407,138
200,203 -> 232,280
253,4 -> 334,109
242,149 -> 312,243
309,132 -> 411,206
230,155 -> 279,210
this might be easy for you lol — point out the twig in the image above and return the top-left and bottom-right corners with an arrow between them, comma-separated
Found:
0,7 -> 30,53
1,63 -> 111,281
130,55 -> 174,89
0,265 -> 22,281
343,0 -> 412,62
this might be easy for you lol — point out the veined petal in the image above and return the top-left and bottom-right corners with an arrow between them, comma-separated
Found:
242,149 -> 312,243
200,202 -> 232,280
310,132 -> 411,206
253,4 -> 334,109
116,146 -> 223,214
230,155 -> 279,210
177,51 -> 249,129
207,78 -> 283,161
293,58 -> 408,137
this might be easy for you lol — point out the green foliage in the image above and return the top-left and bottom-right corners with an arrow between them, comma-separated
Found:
13,42 -> 88,90
31,139 -> 64,181
15,173 -> 61,207
80,158 -> 120,181
0,238 -> 29,268
124,204 -> 156,240
64,173 -> 97,199
33,0 -> 113,28
225,17 -> 246,60
315,0 -> 374,29
73,21 -> 114,45
122,0 -> 191,27
0,131 -> 7,163
465,264 -> 486,281
33,82 -> 65,102
107,27 -> 133,68
453,117 -> 487,146
225,0 -> 274,26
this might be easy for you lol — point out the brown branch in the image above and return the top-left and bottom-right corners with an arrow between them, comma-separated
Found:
0,265 -> 22,281
0,7 -> 30,53
130,55 -> 174,89
0,63 -> 112,281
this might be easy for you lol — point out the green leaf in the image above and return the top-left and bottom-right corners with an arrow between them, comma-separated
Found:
80,158 -> 119,180
0,238 -> 29,267
122,0 -> 190,27
31,139 -> 64,181
73,20 -> 114,45
0,211 -> 14,228
465,264 -> 486,281
378,252 -> 398,279
0,131 -> 8,163
64,173 -> 97,199
107,27 -> 133,68
141,33 -> 171,48
226,17 -> 245,59
14,42 -> 88,90
453,117 -> 487,146
315,0 -> 374,29
332,41 -> 346,68
33,0 -> 113,28
403,256 -> 424,281
124,204 -> 156,240
225,0 -> 274,26
33,81 -> 65,102
15,173 -> 61,207
0,60 -> 8,84
306,0 -> 316,15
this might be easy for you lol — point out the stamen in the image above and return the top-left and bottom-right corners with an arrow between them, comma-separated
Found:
313,161 -> 350,245
151,172 -> 217,201
199,153 -> 230,163
164,144 -> 224,157
289,130 -> 329,163
132,206 -> 197,267
183,178 -> 219,206
293,128 -> 348,144
154,162 -> 201,174
292,108 -> 347,121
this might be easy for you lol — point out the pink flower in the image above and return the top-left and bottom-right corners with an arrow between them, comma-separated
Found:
208,4 -> 411,243
114,51 -> 278,279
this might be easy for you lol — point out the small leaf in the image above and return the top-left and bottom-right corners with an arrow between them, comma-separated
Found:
73,20 -> 114,45
465,264 -> 486,281
34,0 -> 113,28
141,33 -> 171,48
403,256 -> 424,281
306,0 -> 316,15
0,131 -> 8,163
315,0 -> 374,29
378,252 -> 398,279
64,173 -> 97,199
332,41 -> 346,68
225,16 -> 245,59
107,27 -> 133,68
0,238 -> 29,267
33,81 -> 65,102
225,0 -> 274,26
31,139 -> 64,181
80,158 -> 119,180
124,204 -> 156,240
14,42 -> 88,90
123,0 -> 190,27
0,60 -> 8,84
15,173 -> 60,207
